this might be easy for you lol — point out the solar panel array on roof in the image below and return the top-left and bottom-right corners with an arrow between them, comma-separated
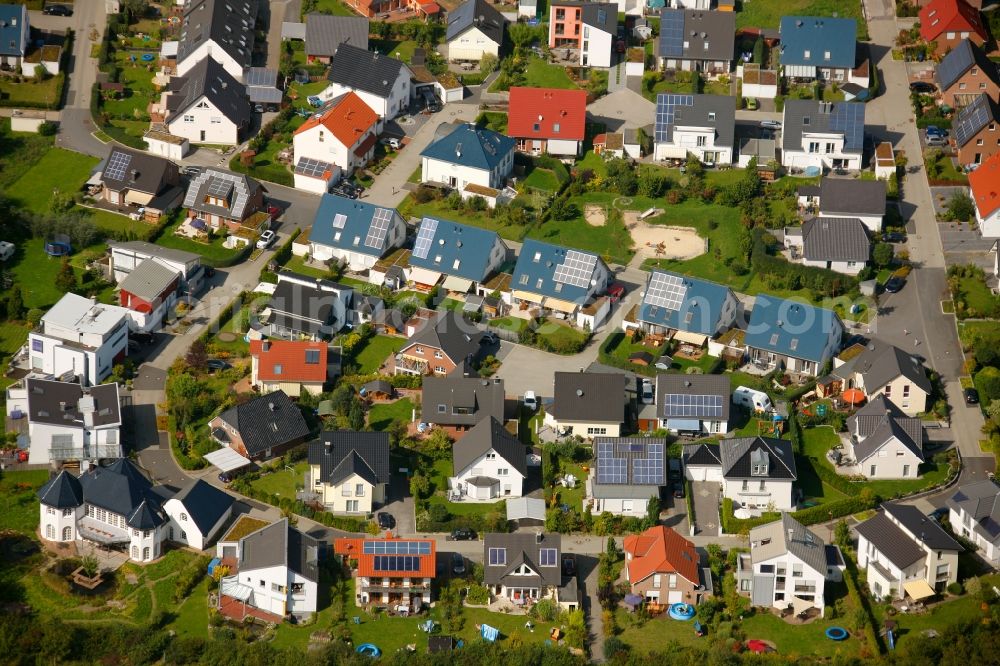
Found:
659,11 -> 684,57
294,156 -> 334,178
373,555 -> 425,571
553,249 -> 598,288
595,440 -> 664,485
655,94 -> 694,142
597,455 -> 628,484
207,178 -> 235,198
248,86 -> 283,103
955,94 -> 993,146
363,540 -> 432,554
412,217 -> 438,260
365,207 -> 393,249
104,150 -> 133,182
827,103 -> 865,152
644,271 -> 687,311
244,67 -> 278,88
664,393 -> 724,417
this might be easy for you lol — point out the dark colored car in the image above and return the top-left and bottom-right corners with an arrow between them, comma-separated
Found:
562,554 -> 576,577
130,332 -> 155,345
479,332 -> 499,346
882,232 -> 907,243
909,82 -> 937,94
884,276 -> 905,293
925,125 -> 946,139
43,4 -> 72,16
377,512 -> 395,530
965,387 -> 980,405
450,527 -> 476,541
672,482 -> 685,499
928,506 -> 949,522
206,359 -> 230,371
451,552 -> 466,575
218,472 -> 234,483
615,39 -> 626,53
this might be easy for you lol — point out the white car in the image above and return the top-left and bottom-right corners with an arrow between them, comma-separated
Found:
381,137 -> 401,150
523,391 -> 538,411
641,379 -> 654,405
0,241 -> 14,261
256,230 -> 276,249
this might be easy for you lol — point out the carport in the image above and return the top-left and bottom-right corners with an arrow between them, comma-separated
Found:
204,447 -> 252,473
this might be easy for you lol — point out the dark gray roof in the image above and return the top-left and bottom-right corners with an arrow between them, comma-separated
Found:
307,431 -> 391,486
781,100 -> 865,154
118,259 -> 180,302
453,417 -> 527,477
406,311 -> 483,365
947,481 -> 1000,545
654,93 -> 735,148
882,503 -> 962,552
655,374 -> 731,421
183,168 -> 262,221
26,379 -> 121,428
750,513 -> 829,576
37,470 -> 84,509
954,93 -> 1000,147
847,394 -> 924,463
483,532 -> 562,588
682,442 -> 722,467
579,2 -> 618,33
834,339 -> 932,395
327,44 -> 410,99
170,58 -> 250,128
305,14 -> 369,56
214,391 -> 310,457
855,510 -> 927,570
801,217 -> 870,262
818,178 -> 887,217
361,379 -> 393,395
101,146 -> 178,195
719,437 -> 797,480
108,241 -> 201,266
267,278 -> 340,334
239,518 -> 320,583
79,459 -> 168,529
171,479 -> 235,538
446,0 -> 506,44
657,9 -> 735,63
550,372 -> 626,424
936,39 -> 1000,92
176,0 -> 257,69
422,375 -> 505,426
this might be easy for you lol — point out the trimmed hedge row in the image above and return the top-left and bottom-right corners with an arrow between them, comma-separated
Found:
231,478 -> 368,533
720,498 -> 780,535
805,453 -> 864,496
842,549 -> 885,655
721,493 -> 879,535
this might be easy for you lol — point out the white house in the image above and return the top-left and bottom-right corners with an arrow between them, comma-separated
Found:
302,195 -> 407,272
781,100 -> 866,172
653,93 -> 735,164
683,437 -> 798,511
948,481 -> 1000,566
162,58 -> 250,146
744,295 -> 844,378
320,44 -> 412,120
655,9 -> 735,74
545,372 -> 626,439
845,396 -> 925,479
548,1 -> 617,69
306,432 -> 391,514
587,437 -> 667,517
655,374 -> 731,436
451,417 -> 527,501
407,216 -> 509,294
510,239 -> 611,328
108,241 -> 205,294
783,217 -> 870,276
218,519 -> 320,619
26,293 -> 131,386
334,537 -> 436,609
828,339 -> 932,416
969,150 -> 1000,238
292,91 -> 381,193
446,0 -> 506,61
163,479 -> 236,551
420,123 -> 516,192
798,178 -> 887,233
484,532 -> 564,602
856,503 -> 961,600
174,0 -> 257,80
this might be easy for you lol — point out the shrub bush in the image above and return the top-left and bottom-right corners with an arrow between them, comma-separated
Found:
947,582 -> 964,595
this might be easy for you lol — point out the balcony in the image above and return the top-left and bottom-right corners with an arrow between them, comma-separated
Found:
364,582 -> 430,593
793,584 -> 818,595
393,354 -> 427,375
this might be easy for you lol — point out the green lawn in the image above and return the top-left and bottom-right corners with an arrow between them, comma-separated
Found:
288,80 -> 329,110
958,320 -> 1000,350
548,461 -> 588,510
351,335 -> 404,374
167,578 -> 210,639
956,276 -> 1000,318
206,305 -> 251,357
529,192 -> 647,265
6,237 -> 112,310
371,39 -> 419,63
369,398 -> 414,431
301,0 -> 355,17
490,56 -> 580,91
0,470 -> 51,534
522,168 -> 561,193
425,458 -> 507,518
101,59 -> 156,120
152,217 -> 245,264
0,117 -> 55,187
490,316 -> 529,333
399,196 -> 530,242
735,0 -> 868,39
536,319 -> 590,350
249,461 -> 309,501
0,73 -> 64,107
738,607 -> 862,658
284,255 -> 332,279
615,610 -> 701,653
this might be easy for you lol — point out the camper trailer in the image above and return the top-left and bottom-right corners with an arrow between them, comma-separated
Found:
733,386 -> 772,413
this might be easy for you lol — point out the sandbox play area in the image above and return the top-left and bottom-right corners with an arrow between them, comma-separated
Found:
624,210 -> 707,261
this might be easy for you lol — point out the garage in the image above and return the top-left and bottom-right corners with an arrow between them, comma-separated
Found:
684,465 -> 719,482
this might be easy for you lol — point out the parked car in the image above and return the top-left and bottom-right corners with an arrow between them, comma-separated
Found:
641,379 -> 654,405
451,552 -> 466,575
562,554 -> 577,577
377,512 -> 395,530
909,82 -> 937,94
43,4 -> 72,15
928,506 -> 949,522
450,527 -> 476,541
672,482 -> 685,499
760,120 -> 781,129
267,204 -> 282,222
130,332 -> 155,345
925,135 -> 948,147
606,282 -> 626,302
207,359 -> 230,371
925,126 -> 946,139
218,472 -> 235,483
883,276 -> 905,293
381,137 -> 402,150
256,230 -> 276,249
668,458 -> 681,480
480,331 -> 499,346
965,387 -> 980,405
523,390 -> 538,411
615,39 -> 626,53
882,231 -> 907,244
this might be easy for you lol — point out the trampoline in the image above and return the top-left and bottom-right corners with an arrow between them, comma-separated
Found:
44,241 -> 71,257
668,603 -> 696,621
825,627 -> 849,641
141,53 -> 155,62
355,644 -> 381,657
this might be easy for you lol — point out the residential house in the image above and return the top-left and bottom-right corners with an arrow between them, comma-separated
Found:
518,0 -> 538,17
218,519 -> 320,620
845,395 -> 925,479
408,217 -> 508,293
304,195 -> 407,272
250,339 -> 333,397
420,123 -> 516,199
548,1 -> 617,68
744,294 -> 844,377
935,39 -> 1000,109
783,217 -> 871,275
919,0 -> 987,57
304,14 -> 369,63
263,271 -> 352,341
798,177 -> 887,232
422,373 -> 506,437
652,93 -> 735,164
484,532 -> 564,602
623,525 -> 712,605
38,459 -> 168,563
587,437 -> 667,516
649,374 -> 731,435
6,379 -> 122,465
320,44 -> 412,120
26,293 -> 131,386
507,87 -> 588,157
98,147 -> 182,220
292,91 -> 381,193
394,310 -> 484,376
108,241 -> 204,294
544,371 -> 626,438
735,513 -> 844,616
631,270 -> 739,350
779,17 -> 868,86
333,537 -> 435,608
683,437 -> 798,510
510,239 -> 611,328
163,58 -> 250,145
175,0 -> 257,79
856,503 -> 961,600
162,478 -> 236,551
947,480 -> 1000,565
452,417 -> 527,500
306,432 -> 390,514
0,4 -> 29,71
826,338 -> 932,415
953,93 -> 1000,167
969,149 -> 1000,237
656,9 -> 735,74
781,100 -> 866,171
117,258 -> 182,332
209,390 -> 311,461
446,0 -> 506,61
182,168 -> 266,232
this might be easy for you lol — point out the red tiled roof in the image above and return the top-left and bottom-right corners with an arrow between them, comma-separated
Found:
293,91 -> 379,149
622,525 -> 699,587
920,0 -> 987,42
354,133 -> 378,158
507,87 -> 587,141
249,339 -> 328,382
969,151 -> 1000,219
334,536 -> 437,579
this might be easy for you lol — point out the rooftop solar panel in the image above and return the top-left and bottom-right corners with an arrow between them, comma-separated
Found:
654,93 -> 694,142
373,555 -> 424,572
663,393 -> 724,418
207,178 -> 235,198
955,94 -> 993,147
827,102 -> 865,152
936,41 -> 974,91
363,540 -> 432,555
244,67 -> 278,88
659,10 -> 684,58
364,207 -> 393,250
596,456 -> 627,484
644,271 -> 687,311
412,217 -> 438,260
248,86 -> 283,103
104,150 -> 132,183
553,249 -> 598,288
294,156 -> 335,178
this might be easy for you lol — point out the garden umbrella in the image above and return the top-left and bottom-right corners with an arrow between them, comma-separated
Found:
842,389 -> 866,406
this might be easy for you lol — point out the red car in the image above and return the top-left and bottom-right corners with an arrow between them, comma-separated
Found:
746,640 -> 775,654
607,283 -> 625,302
616,39 -> 626,53
267,205 -> 282,222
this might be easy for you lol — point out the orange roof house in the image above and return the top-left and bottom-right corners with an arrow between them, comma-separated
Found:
292,91 -> 381,185
249,339 -> 330,397
969,151 -> 1000,236
294,91 -> 379,148
506,87 -> 588,157
919,0 -> 987,56
334,536 -> 437,607
623,525 -> 709,603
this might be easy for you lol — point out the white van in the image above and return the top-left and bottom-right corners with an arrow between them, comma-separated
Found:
0,241 -> 14,261
733,386 -> 772,413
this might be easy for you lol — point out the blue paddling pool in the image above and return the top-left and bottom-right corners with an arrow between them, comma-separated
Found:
668,603 -> 696,621
141,53 -> 154,62
356,643 -> 381,657
44,241 -> 71,257
825,627 -> 849,641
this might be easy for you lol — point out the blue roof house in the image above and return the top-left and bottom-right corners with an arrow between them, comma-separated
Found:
408,216 -> 509,293
635,270 -> 739,346
306,195 -> 406,272
744,294 -> 844,377
0,3 -> 29,66
511,239 -> 610,329
779,17 -> 862,84
420,123 -> 516,194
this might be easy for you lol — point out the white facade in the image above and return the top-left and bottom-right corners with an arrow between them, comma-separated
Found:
453,451 -> 526,499
654,123 -> 733,163
109,244 -> 203,293
448,25 -> 501,61
175,40 -> 246,80
163,498 -> 233,551
723,477 -> 795,511
973,190 -> 1000,238
38,493 -> 166,563
232,563 -> 318,616
782,130 -> 862,171
857,525 -> 959,600
544,138 -> 583,157
683,464 -> 724,483
580,24 -> 614,68
40,504 -> 83,544
166,97 -> 241,145
818,210 -> 883,234
320,73 -> 411,120
145,132 -> 190,160
293,113 -> 382,179
421,151 -> 514,191
543,413 -> 622,439
950,506 -> 1000,565
589,495 -> 652,517
309,468 -> 386,514
745,550 -> 828,612
304,215 -> 406,272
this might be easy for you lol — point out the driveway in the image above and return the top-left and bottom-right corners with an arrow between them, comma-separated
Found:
690,481 -> 720,537
586,88 -> 654,132
379,471 -> 415,536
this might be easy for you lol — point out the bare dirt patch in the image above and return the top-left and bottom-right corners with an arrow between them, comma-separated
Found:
623,211 -> 707,261
584,204 -> 607,226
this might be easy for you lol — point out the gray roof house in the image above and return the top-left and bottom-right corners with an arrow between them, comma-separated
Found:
307,431 -> 391,489
210,390 -> 311,460
484,532 -> 564,597
829,338 -> 932,415
396,310 -> 484,375
720,437 -> 797,481
37,470 -> 84,509
238,519 -> 320,583
305,14 -> 369,59
652,93 -> 735,163
326,43 -> 412,100
947,481 -> 1000,564
78,459 -> 168,531
684,436 -> 798,510
810,177 -> 887,232
182,167 -> 264,226
936,39 -> 1000,107
446,0 -> 506,51
175,0 -> 257,78
798,216 -> 871,268
452,416 -> 527,478
166,57 -> 251,141
548,372 -> 627,436
780,100 -> 866,170
657,9 -> 735,72
118,258 -> 181,304
422,374 -> 506,430
589,437 -> 667,513
168,479 -> 236,540
100,146 -> 181,201
655,374 -> 731,434
846,395 -> 924,477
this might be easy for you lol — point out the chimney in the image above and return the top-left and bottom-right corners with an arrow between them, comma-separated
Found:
262,340 -> 270,352
268,402 -> 276,411
324,440 -> 332,454
536,532 -> 543,544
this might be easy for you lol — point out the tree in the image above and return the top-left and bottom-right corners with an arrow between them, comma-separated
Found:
872,242 -> 894,267
548,197 -> 578,221
185,339 -> 208,370
409,472 -> 430,499
834,519 -> 851,550
508,22 -> 536,50
752,37 -> 764,64
55,257 -> 76,293
637,168 -> 668,198
479,53 -> 498,75
6,287 -> 23,321
645,495 -> 661,525
348,400 -> 366,431
122,0 -> 150,17
946,191 -> 976,222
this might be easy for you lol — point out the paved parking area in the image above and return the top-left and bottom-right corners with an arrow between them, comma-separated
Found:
690,482 -> 720,537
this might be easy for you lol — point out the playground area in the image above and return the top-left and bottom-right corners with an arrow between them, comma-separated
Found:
624,211 -> 707,261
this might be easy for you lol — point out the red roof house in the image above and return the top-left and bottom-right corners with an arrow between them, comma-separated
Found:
334,536 -> 437,607
919,0 -> 987,56
506,87 -> 588,158
292,92 -> 381,189
249,339 -> 330,397
969,151 -> 1000,236
622,525 -> 709,604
